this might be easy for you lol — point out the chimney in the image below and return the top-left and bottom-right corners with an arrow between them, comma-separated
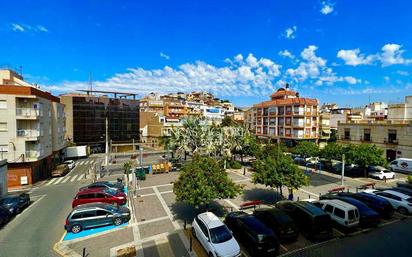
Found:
285,83 -> 290,89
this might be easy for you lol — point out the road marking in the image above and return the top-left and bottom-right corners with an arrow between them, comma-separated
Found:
61,175 -> 72,183
70,175 -> 78,182
46,178 -> 57,186
280,244 -> 288,252
78,161 -> 84,165
53,177 -> 65,185
224,199 -> 240,211
77,175 -> 84,181
153,187 -> 180,229
137,216 -> 169,225
298,188 -> 319,198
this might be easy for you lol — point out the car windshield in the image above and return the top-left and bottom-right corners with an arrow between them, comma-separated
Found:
209,225 -> 233,244
383,170 -> 391,173
104,189 -> 117,196
0,197 -> 18,204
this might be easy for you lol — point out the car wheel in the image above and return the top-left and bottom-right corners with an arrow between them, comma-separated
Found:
114,218 -> 123,226
398,207 -> 408,215
71,224 -> 82,234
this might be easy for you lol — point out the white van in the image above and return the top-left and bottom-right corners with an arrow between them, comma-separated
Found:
318,199 -> 360,228
389,158 -> 412,173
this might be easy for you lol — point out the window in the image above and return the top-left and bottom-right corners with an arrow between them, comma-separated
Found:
324,205 -> 334,213
78,194 -> 92,199
363,129 -> 371,141
387,130 -> 397,143
71,213 -> 82,219
95,193 -> 106,198
344,128 -> 350,140
196,217 -> 209,238
0,122 -> 7,131
0,100 -> 6,109
82,211 -> 96,218
348,210 -> 355,220
334,208 -> 345,219
96,210 -> 110,216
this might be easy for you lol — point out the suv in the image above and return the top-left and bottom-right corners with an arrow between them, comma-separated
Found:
276,201 -> 333,241
345,192 -> 394,219
65,203 -> 130,233
253,208 -> 298,242
64,160 -> 76,170
364,189 -> 412,215
0,193 -> 30,215
225,211 -> 279,256
317,199 -> 360,228
192,212 -> 241,257
72,188 -> 127,208
368,166 -> 395,180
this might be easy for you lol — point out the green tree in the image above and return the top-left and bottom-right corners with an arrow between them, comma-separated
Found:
221,116 -> 238,127
253,154 -> 307,197
320,142 -> 344,161
344,144 -> 386,177
328,129 -> 338,142
173,157 -> 242,208
292,141 -> 319,158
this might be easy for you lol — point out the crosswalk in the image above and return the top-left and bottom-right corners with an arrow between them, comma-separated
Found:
76,160 -> 95,166
45,174 -> 86,186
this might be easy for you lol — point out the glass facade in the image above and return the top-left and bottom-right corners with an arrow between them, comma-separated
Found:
72,96 -> 139,145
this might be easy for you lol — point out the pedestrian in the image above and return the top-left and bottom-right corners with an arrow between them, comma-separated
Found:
384,176 -> 387,183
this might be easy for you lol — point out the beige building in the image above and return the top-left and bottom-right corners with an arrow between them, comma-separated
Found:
0,80 -> 66,188
338,96 -> 412,161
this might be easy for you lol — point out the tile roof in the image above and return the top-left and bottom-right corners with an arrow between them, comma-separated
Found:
253,97 -> 318,107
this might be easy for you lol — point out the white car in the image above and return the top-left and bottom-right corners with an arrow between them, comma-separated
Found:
363,189 -> 412,215
368,166 -> 395,180
192,212 -> 241,257
64,160 -> 75,170
318,199 -> 360,228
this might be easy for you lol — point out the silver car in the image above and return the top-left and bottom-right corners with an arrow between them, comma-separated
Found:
65,203 -> 130,233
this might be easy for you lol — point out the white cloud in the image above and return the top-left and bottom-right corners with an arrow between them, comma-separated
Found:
337,43 -> 412,67
396,70 -> 409,76
12,23 -> 24,32
278,50 -> 295,59
320,1 -> 334,15
344,76 -> 360,84
284,26 -> 297,39
160,52 -> 170,60
336,49 -> 375,66
10,23 -> 48,33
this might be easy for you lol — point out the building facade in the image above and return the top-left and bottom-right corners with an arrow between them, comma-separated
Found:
338,96 -> 412,161
0,83 -> 66,188
253,86 -> 319,145
60,92 -> 140,149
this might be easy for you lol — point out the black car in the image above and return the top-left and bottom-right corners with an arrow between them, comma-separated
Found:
276,201 -> 333,241
80,181 -> 124,192
253,208 -> 299,242
320,194 -> 380,227
225,211 -> 279,256
0,193 -> 31,215
0,206 -> 12,226
334,192 -> 394,219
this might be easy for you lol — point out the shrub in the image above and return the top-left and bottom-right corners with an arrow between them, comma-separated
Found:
407,175 -> 412,184
228,160 -> 242,169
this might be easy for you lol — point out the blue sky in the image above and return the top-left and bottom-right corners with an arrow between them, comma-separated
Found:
1,0 -> 412,107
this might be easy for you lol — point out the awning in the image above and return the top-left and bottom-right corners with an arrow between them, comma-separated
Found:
322,129 -> 331,134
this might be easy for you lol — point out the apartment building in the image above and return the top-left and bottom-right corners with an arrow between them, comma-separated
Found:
338,96 -> 412,160
140,112 -> 182,149
0,82 -> 66,188
244,107 -> 255,133
253,85 -> 319,145
60,91 -> 140,149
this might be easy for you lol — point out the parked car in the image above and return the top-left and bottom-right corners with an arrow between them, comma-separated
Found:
397,182 -> 412,190
0,193 -> 30,215
80,181 -> 124,192
0,206 -> 12,226
319,194 -> 380,227
225,211 -> 279,256
317,199 -> 360,228
253,208 -> 299,242
364,189 -> 412,215
72,188 -> 127,208
192,212 -> 241,257
344,192 -> 394,219
391,187 -> 412,197
65,203 -> 130,233
64,160 -> 76,170
275,201 -> 333,241
368,166 -> 395,180
52,164 -> 70,177
389,158 -> 412,173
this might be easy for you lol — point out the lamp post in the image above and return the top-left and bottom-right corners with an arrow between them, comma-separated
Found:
341,154 -> 345,186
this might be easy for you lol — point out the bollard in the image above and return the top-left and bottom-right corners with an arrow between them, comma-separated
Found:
347,188 -> 350,193
82,248 -> 86,257
309,194 -> 311,199
356,187 -> 359,193
297,196 -> 300,201
189,236 -> 193,252
184,220 -> 187,230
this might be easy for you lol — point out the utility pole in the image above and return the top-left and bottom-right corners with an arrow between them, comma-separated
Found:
341,154 -> 345,186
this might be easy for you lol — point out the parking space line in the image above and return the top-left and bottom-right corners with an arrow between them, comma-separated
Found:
46,178 -> 57,186
137,216 -> 169,225
153,187 -> 180,230
333,228 -> 345,237
298,188 -> 319,198
224,199 -> 240,211
61,175 -> 72,183
159,190 -> 173,195
53,177 -> 65,185
77,175 -> 84,181
280,244 -> 288,252
70,175 -> 78,182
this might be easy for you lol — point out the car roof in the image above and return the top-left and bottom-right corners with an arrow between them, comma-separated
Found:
73,202 -> 113,210
320,199 -> 357,209
240,215 -> 273,235
363,189 -> 377,194
382,190 -> 411,199
291,201 -> 328,216
77,188 -> 107,194
198,212 -> 224,229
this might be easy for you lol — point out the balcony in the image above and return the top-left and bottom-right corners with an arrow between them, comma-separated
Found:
293,121 -> 305,127
17,129 -> 41,140
384,138 -> 398,145
25,150 -> 40,161
16,108 -> 42,119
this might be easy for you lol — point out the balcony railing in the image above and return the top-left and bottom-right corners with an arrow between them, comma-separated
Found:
384,138 -> 398,144
25,150 -> 40,159
17,129 -> 40,138
16,108 -> 42,118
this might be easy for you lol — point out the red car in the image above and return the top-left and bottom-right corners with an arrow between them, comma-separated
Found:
72,188 -> 127,208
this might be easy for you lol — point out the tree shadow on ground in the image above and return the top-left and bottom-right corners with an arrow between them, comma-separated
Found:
242,188 -> 284,205
170,200 -> 228,223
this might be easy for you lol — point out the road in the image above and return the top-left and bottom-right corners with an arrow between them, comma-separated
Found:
0,156 -> 100,257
